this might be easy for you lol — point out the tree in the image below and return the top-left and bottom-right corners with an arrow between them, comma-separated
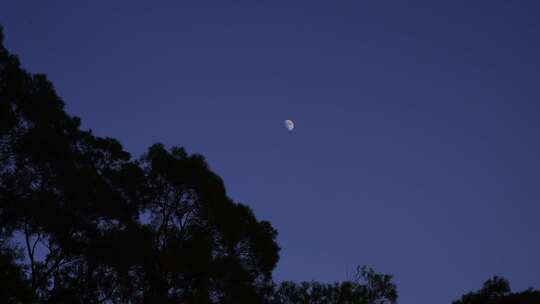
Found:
453,276 -> 540,304
0,25 -> 280,303
271,266 -> 397,304
118,143 -> 280,303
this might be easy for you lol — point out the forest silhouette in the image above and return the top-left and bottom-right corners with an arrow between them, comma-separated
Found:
0,26 -> 539,304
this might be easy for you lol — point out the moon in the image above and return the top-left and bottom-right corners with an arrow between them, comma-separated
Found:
285,119 -> 294,131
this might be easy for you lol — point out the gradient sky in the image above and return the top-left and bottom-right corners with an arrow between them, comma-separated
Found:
2,1 -> 540,303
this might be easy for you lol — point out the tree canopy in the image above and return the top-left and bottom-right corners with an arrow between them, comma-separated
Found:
0,24 -> 280,303
271,266 -> 397,304
452,276 -> 540,304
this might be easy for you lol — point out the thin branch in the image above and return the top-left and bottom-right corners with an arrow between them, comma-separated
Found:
23,220 -> 36,291
31,231 -> 41,259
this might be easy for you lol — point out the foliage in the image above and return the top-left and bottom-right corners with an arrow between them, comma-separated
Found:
453,276 -> 540,304
271,266 -> 397,304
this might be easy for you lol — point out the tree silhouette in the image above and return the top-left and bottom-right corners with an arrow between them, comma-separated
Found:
0,25 -> 281,303
452,276 -> 540,304
0,25 -> 401,303
270,266 -> 397,304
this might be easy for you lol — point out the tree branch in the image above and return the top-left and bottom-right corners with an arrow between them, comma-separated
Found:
23,221 -> 36,291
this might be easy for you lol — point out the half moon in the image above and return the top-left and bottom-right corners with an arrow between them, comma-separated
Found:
285,120 -> 294,131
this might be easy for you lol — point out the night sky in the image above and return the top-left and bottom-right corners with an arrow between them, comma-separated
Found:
2,1 -> 540,303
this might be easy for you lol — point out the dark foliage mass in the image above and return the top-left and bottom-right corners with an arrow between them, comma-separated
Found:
0,26 -> 399,303
270,267 -> 397,304
452,276 -> 540,304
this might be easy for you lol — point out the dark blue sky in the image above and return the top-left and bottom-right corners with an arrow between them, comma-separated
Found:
2,1 -> 540,302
